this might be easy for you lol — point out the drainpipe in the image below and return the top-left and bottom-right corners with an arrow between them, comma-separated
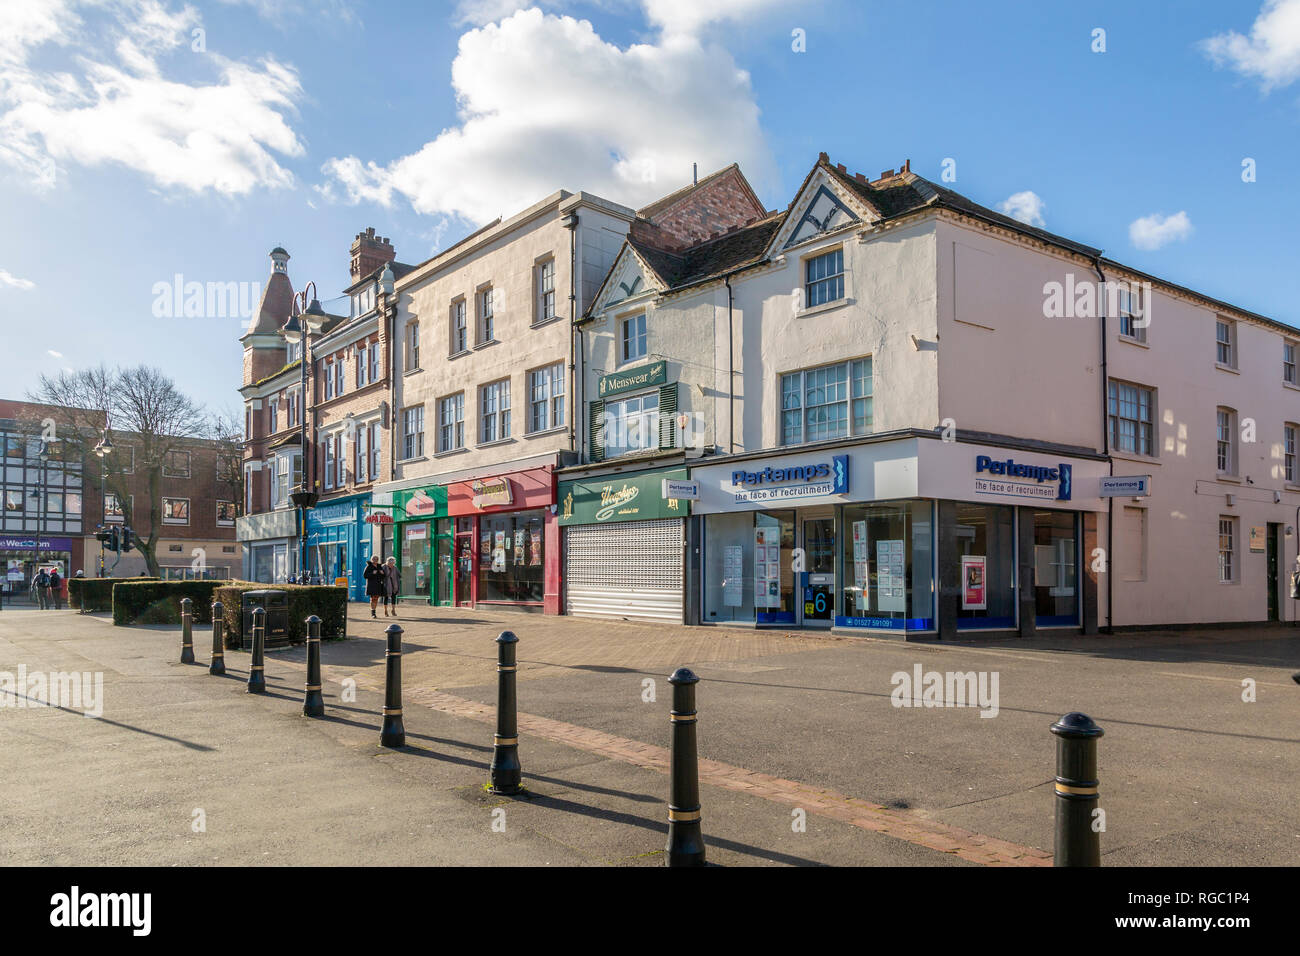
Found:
725,275 -> 735,454
564,212 -> 579,453
1093,254 -> 1112,633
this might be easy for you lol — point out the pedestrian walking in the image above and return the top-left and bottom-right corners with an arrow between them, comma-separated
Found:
33,567 -> 51,610
48,568 -> 63,610
384,556 -> 400,618
363,555 -> 386,619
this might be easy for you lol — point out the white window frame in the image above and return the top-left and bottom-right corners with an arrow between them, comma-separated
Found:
480,379 -> 511,443
402,405 -> 424,460
1285,423 -> 1297,484
162,497 -> 190,526
1218,516 -> 1237,583
527,362 -> 565,433
1216,407 -> 1236,475
479,287 -> 495,345
357,342 -> 369,388
620,313 -> 647,364
1285,341 -> 1297,385
603,390 -> 660,459
369,339 -> 380,382
217,500 -> 236,527
1117,285 -> 1147,342
407,321 -> 421,371
369,422 -> 381,478
439,393 -> 465,452
452,300 -> 467,354
1108,380 -> 1156,457
163,449 -> 191,478
804,247 -> 845,309
536,259 -> 556,324
1216,319 -> 1235,368
324,437 -> 336,490
780,357 -> 872,446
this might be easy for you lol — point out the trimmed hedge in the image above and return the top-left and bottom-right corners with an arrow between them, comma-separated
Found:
213,582 -> 348,648
111,580 -> 230,626
69,576 -> 157,613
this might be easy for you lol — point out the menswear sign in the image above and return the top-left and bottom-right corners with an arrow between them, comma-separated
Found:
597,360 -> 667,399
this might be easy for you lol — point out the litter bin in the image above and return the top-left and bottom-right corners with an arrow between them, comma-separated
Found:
241,589 -> 289,648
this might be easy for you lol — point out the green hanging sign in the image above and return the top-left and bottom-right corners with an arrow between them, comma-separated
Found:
597,360 -> 667,399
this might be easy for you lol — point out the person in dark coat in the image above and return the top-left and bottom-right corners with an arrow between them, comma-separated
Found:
383,557 -> 400,617
363,555 -> 386,619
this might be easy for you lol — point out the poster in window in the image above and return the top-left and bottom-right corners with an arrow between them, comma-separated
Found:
529,533 -> 542,566
724,545 -> 744,607
492,531 -> 507,573
876,539 -> 905,612
961,555 -> 987,610
851,520 -> 869,611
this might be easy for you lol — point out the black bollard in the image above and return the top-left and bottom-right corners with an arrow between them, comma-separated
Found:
666,667 -> 706,867
246,606 -> 267,694
208,601 -> 226,676
1050,712 -> 1104,867
303,615 -> 324,718
380,623 -> 405,748
179,597 -> 195,664
488,631 -> 521,795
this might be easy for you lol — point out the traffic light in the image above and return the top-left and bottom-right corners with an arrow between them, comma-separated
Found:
109,527 -> 120,553
121,528 -> 134,552
95,526 -> 112,548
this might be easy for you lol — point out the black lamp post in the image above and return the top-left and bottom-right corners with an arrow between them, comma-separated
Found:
282,285 -> 326,581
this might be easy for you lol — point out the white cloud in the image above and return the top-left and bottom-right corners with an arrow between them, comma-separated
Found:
0,0 -> 306,195
0,269 -> 36,290
47,350 -> 63,358
1202,0 -> 1300,91
642,0 -> 795,37
320,7 -> 776,225
996,190 -> 1046,228
1129,211 -> 1193,250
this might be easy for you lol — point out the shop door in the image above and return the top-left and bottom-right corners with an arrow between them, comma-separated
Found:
454,524 -> 473,606
435,535 -> 453,606
800,517 -> 835,627
1266,524 -> 1279,622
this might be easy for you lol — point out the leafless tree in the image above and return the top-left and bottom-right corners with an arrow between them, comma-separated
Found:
27,364 -> 207,577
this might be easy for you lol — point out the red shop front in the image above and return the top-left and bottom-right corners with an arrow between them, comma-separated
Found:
446,465 -> 561,614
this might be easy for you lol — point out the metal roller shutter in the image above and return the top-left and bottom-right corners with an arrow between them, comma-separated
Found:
564,518 -> 684,623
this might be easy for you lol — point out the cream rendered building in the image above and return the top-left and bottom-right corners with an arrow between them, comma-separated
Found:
576,153 -> 1299,633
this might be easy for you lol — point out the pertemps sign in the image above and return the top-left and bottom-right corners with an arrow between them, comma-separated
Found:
730,455 -> 849,503
974,455 -> 1072,501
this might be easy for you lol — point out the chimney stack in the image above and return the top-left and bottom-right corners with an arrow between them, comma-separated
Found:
350,226 -> 396,283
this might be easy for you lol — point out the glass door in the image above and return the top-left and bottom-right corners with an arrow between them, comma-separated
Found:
454,516 -> 474,606
801,516 -> 835,626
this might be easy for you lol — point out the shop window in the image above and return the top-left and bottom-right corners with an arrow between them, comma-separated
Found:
781,358 -> 872,445
402,521 -> 432,599
951,502 -> 1016,629
1032,509 -> 1077,626
703,511 -> 760,623
841,500 -> 934,629
1107,380 -> 1154,456
478,510 -> 545,603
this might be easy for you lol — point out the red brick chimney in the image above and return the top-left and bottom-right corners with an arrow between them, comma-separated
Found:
350,227 -> 395,283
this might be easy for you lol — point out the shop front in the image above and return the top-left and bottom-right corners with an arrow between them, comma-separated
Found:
392,485 -> 450,606
304,493 -> 371,601
447,466 -> 559,614
691,433 -> 1106,638
2,534 -> 81,600
558,466 -> 690,623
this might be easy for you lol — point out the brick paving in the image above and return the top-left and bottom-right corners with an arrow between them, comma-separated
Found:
298,609 -> 1052,866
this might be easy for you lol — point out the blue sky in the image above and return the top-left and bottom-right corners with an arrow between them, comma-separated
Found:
1,0 -> 1298,414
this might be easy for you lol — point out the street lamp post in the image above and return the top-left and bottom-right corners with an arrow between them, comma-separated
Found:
282,284 -> 326,582
94,432 -> 114,578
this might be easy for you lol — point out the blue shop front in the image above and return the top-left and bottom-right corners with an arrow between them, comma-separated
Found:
305,493 -> 372,601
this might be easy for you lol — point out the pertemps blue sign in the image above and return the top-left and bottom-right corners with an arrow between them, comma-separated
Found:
975,455 -> 1071,501
730,455 -> 849,502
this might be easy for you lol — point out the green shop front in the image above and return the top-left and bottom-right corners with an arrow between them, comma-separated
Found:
558,466 -> 690,623
393,485 -> 452,606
